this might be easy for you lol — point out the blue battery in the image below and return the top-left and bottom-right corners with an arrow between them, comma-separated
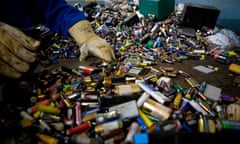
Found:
136,116 -> 148,132
134,133 -> 149,144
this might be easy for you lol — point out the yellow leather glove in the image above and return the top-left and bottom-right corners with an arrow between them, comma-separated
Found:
0,21 -> 40,79
69,20 -> 115,62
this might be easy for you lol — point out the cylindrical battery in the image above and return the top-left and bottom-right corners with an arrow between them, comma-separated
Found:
213,54 -> 231,64
229,63 -> 240,75
66,121 -> 91,135
96,110 -> 120,124
94,120 -> 123,133
125,122 -> 139,143
114,84 -> 141,96
142,98 -> 172,121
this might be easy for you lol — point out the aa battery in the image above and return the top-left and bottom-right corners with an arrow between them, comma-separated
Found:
67,92 -> 80,99
50,122 -> 65,131
81,92 -> 99,101
82,112 -> 98,122
151,23 -> 160,34
213,54 -> 231,64
138,109 -> 154,128
136,81 -> 170,104
125,122 -> 139,143
39,119 -> 51,132
114,84 -> 141,96
229,63 -> 240,75
78,66 -> 100,75
103,76 -> 112,88
198,115 -> 216,133
94,120 -> 123,133
136,116 -> 148,131
64,107 -> 74,126
141,98 -> 172,121
137,92 -> 150,107
36,133 -> 59,144
173,92 -> 182,110
184,77 -> 200,87
27,99 -> 51,113
37,104 -> 61,114
75,102 -> 82,125
66,121 -> 91,135
40,112 -> 61,122
20,111 -> 34,121
96,110 -> 120,124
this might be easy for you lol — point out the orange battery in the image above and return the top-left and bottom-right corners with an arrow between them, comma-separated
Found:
229,63 -> 240,75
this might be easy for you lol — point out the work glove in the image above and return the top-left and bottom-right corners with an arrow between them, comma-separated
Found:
68,20 -> 115,62
0,21 -> 40,79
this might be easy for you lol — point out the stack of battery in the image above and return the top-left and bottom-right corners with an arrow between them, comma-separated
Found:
1,1 -> 240,144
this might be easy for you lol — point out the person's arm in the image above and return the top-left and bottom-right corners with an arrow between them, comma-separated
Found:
0,0 -> 115,80
29,0 -> 115,62
26,0 -> 86,36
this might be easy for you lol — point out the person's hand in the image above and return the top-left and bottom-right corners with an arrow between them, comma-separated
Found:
0,21 -> 40,79
69,20 -> 115,62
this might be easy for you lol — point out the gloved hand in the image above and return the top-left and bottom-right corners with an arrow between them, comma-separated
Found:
0,21 -> 40,79
69,20 -> 115,62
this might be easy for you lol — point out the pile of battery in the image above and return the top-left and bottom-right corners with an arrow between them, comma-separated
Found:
1,1 -> 240,144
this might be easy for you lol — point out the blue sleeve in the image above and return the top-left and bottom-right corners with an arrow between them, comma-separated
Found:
0,0 -> 86,36
33,0 -> 86,36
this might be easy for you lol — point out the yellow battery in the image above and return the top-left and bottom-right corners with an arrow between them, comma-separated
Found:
37,105 -> 60,114
198,115 -> 216,133
82,112 -> 98,122
36,133 -> 59,144
208,119 -> 216,133
139,62 -> 147,67
138,109 -> 154,128
33,111 -> 41,119
198,115 -> 204,133
103,76 -> 112,88
229,63 -> 240,75
49,102 -> 55,107
115,69 -> 124,76
173,92 -> 182,109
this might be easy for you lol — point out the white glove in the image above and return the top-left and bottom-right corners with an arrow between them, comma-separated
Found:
0,21 -> 40,79
68,20 -> 115,62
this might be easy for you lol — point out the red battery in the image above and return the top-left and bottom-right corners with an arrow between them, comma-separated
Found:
75,102 -> 82,125
66,121 -> 91,135
79,66 -> 98,75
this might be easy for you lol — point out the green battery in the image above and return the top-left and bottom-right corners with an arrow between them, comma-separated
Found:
139,0 -> 175,20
